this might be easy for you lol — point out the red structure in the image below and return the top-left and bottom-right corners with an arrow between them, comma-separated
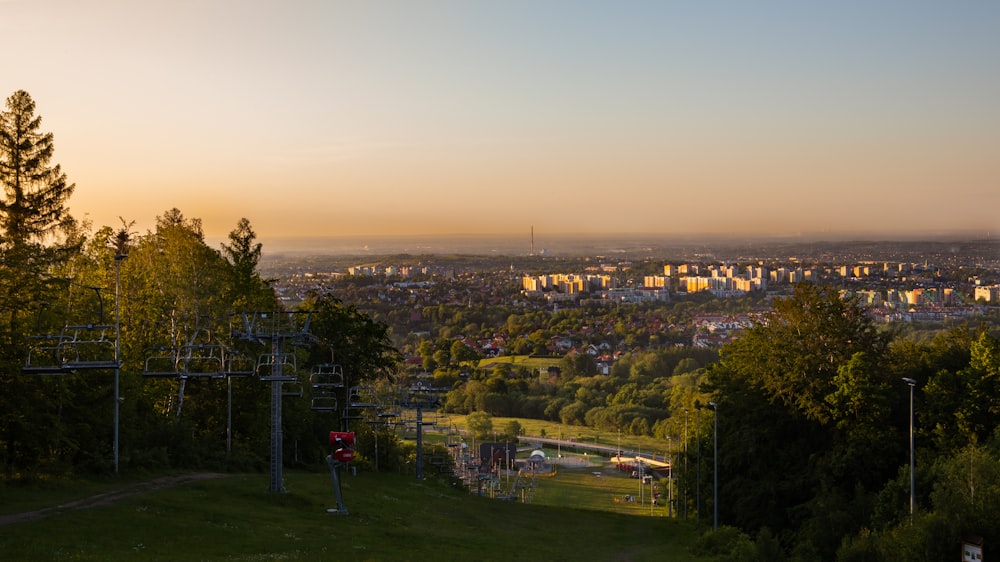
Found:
327,431 -> 355,515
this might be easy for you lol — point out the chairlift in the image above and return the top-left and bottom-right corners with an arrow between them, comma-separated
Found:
377,401 -> 402,419
348,385 -> 378,408
310,363 -> 345,387
231,311 -> 313,342
257,352 -> 297,381
311,393 -> 339,412
177,343 -> 226,379
143,347 -> 180,377
224,351 -> 256,377
282,380 -> 304,397
61,325 -> 119,370
22,334 -> 68,374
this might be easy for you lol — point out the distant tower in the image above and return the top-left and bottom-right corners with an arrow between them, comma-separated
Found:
530,226 -> 534,256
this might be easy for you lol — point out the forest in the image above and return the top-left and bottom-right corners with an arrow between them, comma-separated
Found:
4,88 -> 1000,561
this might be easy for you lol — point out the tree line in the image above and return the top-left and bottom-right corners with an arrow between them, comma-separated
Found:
690,285 -> 999,560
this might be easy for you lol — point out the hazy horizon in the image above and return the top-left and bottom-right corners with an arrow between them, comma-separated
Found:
250,229 -> 998,257
4,1 -> 998,242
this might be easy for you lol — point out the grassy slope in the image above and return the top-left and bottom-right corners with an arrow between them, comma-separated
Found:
0,466 -> 707,562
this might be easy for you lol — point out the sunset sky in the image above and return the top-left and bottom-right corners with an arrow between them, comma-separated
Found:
3,1 -> 998,244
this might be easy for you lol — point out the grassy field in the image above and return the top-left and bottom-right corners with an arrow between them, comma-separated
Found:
531,454 -> 661,514
0,465 -> 709,561
475,355 -> 558,372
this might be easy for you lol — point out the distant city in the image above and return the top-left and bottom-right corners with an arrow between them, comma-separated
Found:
260,236 -> 1000,355
256,231 -> 996,259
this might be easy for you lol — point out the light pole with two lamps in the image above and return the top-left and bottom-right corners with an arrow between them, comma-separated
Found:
902,377 -> 917,521
709,401 -> 718,531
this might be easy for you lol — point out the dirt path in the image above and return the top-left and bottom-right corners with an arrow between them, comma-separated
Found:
0,473 -> 227,526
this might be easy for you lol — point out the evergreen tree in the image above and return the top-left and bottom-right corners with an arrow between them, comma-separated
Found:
220,217 -> 274,309
0,90 -> 76,249
0,90 -> 79,478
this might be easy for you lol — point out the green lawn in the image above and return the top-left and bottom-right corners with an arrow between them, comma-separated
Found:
0,467 -> 709,561
475,355 -> 559,372
532,454 -> 660,514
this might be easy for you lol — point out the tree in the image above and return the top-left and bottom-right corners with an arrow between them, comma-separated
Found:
0,89 -> 79,340
0,90 -> 79,478
923,331 -> 1000,448
220,217 -> 274,309
560,351 -> 597,380
703,283 -> 899,557
0,90 -> 76,249
502,419 -> 522,440
466,410 -> 493,441
298,291 -> 401,387
450,339 -> 479,365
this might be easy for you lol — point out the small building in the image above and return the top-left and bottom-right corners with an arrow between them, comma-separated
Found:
478,442 -> 516,470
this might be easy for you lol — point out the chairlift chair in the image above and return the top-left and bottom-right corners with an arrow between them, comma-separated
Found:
143,348 -> 180,378
58,325 -> 120,371
257,352 -> 297,381
224,351 -> 256,378
23,334 -> 68,374
348,385 -> 378,408
177,343 -> 226,379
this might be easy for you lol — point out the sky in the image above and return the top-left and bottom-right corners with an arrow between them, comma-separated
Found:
2,0 -> 999,245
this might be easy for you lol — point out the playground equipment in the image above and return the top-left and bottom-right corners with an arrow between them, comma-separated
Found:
326,431 -> 356,515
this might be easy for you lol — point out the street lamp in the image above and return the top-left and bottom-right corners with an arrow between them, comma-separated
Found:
114,253 -> 126,474
683,407 -> 688,520
708,401 -> 718,531
695,402 -> 702,522
902,377 -> 917,520
667,434 -> 672,518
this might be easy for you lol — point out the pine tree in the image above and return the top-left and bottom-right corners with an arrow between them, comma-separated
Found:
0,90 -> 76,249
0,90 -> 79,331
0,90 -> 79,477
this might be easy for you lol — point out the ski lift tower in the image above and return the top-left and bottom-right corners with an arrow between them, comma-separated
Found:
400,384 -> 441,480
231,312 -> 312,492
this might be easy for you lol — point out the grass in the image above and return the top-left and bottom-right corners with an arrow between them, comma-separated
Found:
475,354 -> 559,370
532,454 -> 660,514
0,465 -> 710,561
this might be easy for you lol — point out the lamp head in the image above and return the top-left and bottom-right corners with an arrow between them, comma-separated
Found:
902,377 -> 917,386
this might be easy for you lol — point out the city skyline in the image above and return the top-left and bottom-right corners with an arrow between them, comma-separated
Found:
3,1 -> 998,243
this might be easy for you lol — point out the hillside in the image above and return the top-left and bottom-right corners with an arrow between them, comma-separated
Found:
0,469 -> 708,561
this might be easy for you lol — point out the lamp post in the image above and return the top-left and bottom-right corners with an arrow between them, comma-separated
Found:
667,434 -> 672,518
683,407 -> 688,520
114,253 -> 126,474
695,402 -> 702,522
903,377 -> 917,521
709,401 -> 718,531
